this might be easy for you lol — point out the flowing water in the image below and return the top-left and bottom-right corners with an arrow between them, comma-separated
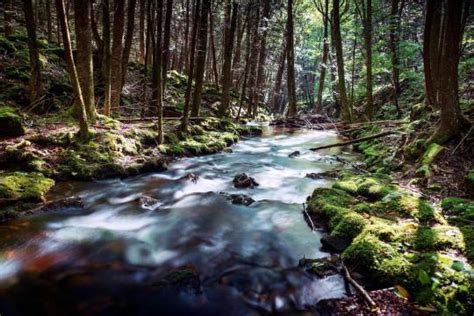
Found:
0,127 -> 358,315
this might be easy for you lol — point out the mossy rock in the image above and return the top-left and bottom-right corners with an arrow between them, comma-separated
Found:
307,187 -> 358,221
0,106 -> 26,137
330,212 -> 369,240
0,172 -> 54,202
333,174 -> 394,201
413,225 -> 465,252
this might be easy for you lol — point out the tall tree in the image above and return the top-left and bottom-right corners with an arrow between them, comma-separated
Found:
110,0 -> 126,114
121,0 -> 137,90
355,0 -> 373,120
162,0 -> 174,93
74,0 -> 96,122
286,0 -> 297,118
389,0 -> 403,118
23,0 -> 44,106
191,0 -> 210,117
428,0 -> 470,143
245,5 -> 260,116
181,0 -> 201,131
55,0 -> 90,141
253,0 -> 271,118
139,0 -> 146,64
314,0 -> 329,113
271,42 -> 286,113
332,0 -> 352,122
219,1 -> 239,117
152,0 -> 164,143
46,0 -> 53,41
102,0 -> 112,116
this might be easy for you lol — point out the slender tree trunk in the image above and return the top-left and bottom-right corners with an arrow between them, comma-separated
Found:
208,2 -> 219,87
110,0 -> 126,113
181,0 -> 201,131
190,0 -> 210,117
102,0 -> 112,116
139,0 -> 146,64
286,0 -> 297,118
152,0 -> 164,143
4,0 -> 13,36
389,0 -> 402,118
246,5 -> 260,116
253,0 -> 271,118
315,0 -> 329,113
332,0 -> 352,122
358,0 -> 373,120
271,42 -> 286,112
55,0 -> 90,141
121,0 -> 137,90
46,0 -> 52,41
180,0 -> 190,72
74,0 -> 96,122
232,9 -> 244,82
23,0 -> 44,106
236,4 -> 252,120
162,0 -> 173,94
219,1 -> 238,116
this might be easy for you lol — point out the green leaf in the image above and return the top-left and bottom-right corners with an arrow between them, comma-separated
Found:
451,261 -> 464,272
418,269 -> 430,285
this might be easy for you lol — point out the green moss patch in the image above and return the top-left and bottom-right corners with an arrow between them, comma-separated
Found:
0,172 -> 54,202
0,106 -> 26,137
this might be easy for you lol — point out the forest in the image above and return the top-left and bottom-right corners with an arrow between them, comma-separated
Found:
0,0 -> 473,314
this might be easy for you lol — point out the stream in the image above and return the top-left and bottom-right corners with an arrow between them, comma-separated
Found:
0,127 -> 359,315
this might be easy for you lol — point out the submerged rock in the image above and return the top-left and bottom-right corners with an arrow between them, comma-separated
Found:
288,151 -> 301,158
152,265 -> 202,294
229,194 -> 255,206
299,255 -> 340,278
0,106 -> 26,137
233,173 -> 259,189
178,173 -> 199,183
138,195 -> 161,210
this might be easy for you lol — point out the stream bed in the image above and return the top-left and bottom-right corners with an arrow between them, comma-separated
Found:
0,127 -> 358,315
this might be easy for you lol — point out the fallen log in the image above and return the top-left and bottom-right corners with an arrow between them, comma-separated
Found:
302,203 -> 316,232
118,117 -> 205,122
342,262 -> 377,308
310,131 -> 400,151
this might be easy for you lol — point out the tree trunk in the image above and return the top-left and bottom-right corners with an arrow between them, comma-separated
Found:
236,4 -> 252,119
208,2 -> 219,87
162,0 -> 174,94
110,0 -> 126,113
23,0 -> 44,106
246,5 -> 260,116
271,42 -> 286,112
121,0 -> 137,91
219,1 -> 238,117
46,0 -> 52,41
253,0 -> 271,118
357,0 -> 373,120
430,0 -> 468,144
74,0 -> 96,122
181,0 -> 201,131
139,0 -> 146,64
55,0 -> 90,141
102,0 -> 112,116
286,0 -> 297,118
315,0 -> 329,113
389,0 -> 402,118
190,0 -> 210,117
152,0 -> 164,143
332,0 -> 352,122
232,9 -> 244,83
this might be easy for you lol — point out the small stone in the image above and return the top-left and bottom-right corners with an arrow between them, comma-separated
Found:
306,173 -> 323,180
229,194 -> 255,206
138,196 -> 161,210
289,151 -> 301,158
233,173 -> 259,188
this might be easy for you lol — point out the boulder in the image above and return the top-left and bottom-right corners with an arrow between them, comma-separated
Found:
0,106 -> 26,137
233,173 -> 259,189
288,151 -> 301,158
229,194 -> 255,206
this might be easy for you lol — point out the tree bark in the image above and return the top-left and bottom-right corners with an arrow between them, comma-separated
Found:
162,0 -> 173,94
286,0 -> 297,118
430,0 -> 468,144
246,5 -> 260,117
208,2 -> 219,87
139,0 -> 146,64
121,0 -> 137,90
110,0 -> 126,113
236,4 -> 252,119
356,0 -> 373,120
315,0 -> 329,113
102,0 -> 112,116
46,0 -> 52,41
55,0 -> 90,141
190,0 -> 210,117
332,0 -> 352,122
219,1 -> 238,116
152,0 -> 164,143
271,42 -> 286,113
181,0 -> 201,131
23,0 -> 44,106
74,0 -> 96,122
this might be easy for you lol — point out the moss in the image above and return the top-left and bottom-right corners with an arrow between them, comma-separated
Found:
331,212 -> 369,240
0,106 -> 26,137
333,175 -> 395,201
0,172 -> 54,202
465,172 -> 474,197
421,143 -> 443,165
413,225 -> 465,251
3,140 -> 48,174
